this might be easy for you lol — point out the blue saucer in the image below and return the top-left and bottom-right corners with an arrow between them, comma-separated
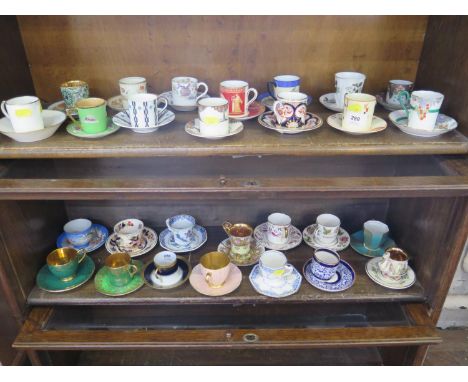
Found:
56,224 -> 108,253
303,258 -> 355,292
350,230 -> 396,258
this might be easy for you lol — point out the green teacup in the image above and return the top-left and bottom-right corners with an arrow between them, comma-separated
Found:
47,247 -> 87,282
105,252 -> 138,287
67,97 -> 107,134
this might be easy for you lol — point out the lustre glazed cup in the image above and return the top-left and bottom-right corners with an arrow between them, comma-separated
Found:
311,248 -> 340,281
63,218 -> 93,247
378,247 -> 409,280
267,213 -> 291,245
222,221 -> 253,261
60,80 -> 89,110
363,220 -> 389,250
166,214 -> 196,247
113,218 -> 145,250
105,252 -> 138,287
314,214 -> 341,245
47,247 -> 87,282
199,251 -> 231,288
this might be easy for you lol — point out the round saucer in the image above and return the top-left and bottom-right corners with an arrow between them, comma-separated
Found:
66,118 -> 120,139
376,93 -> 403,112
327,113 -> 387,135
107,95 -> 126,112
159,225 -> 207,253
254,222 -> 302,251
94,260 -> 144,296
112,109 -> 175,133
229,101 -> 265,121
303,258 -> 355,292
249,264 -> 302,298
159,91 -> 209,112
48,100 -> 78,116
389,110 -> 458,137
258,111 -> 323,134
350,230 -> 396,258
319,93 -> 343,112
258,92 -> 312,111
36,256 -> 95,293
302,224 -> 350,251
185,119 -> 244,140
189,263 -> 242,296
105,227 -> 158,257
365,257 -> 416,290
143,257 -> 191,290
217,237 -> 264,267
57,224 -> 108,253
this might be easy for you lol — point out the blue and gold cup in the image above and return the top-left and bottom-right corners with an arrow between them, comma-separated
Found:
47,247 -> 87,282
363,220 -> 389,250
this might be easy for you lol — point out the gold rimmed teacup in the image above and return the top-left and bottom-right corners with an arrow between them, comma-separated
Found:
105,252 -> 138,287
47,247 -> 87,282
199,251 -> 231,288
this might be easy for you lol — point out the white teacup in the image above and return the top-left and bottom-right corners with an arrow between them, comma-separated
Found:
1,96 -> 44,133
259,250 -> 293,286
127,93 -> 168,129
152,251 -> 183,286
119,76 -> 147,108
399,90 -> 444,131
378,247 -> 409,280
343,93 -> 376,132
198,97 -> 229,137
335,72 -> 366,109
166,214 -> 196,247
172,76 -> 208,106
267,212 -> 291,245
113,218 -> 144,249
314,214 -> 341,245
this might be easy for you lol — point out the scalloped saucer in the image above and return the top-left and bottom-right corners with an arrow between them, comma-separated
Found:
249,264 -> 302,298
217,237 -> 264,266
254,222 -> 302,251
105,227 -> 158,257
302,224 -> 350,251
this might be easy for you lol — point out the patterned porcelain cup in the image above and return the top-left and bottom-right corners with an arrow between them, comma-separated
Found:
152,251 -> 182,285
47,247 -> 87,282
222,222 -> 253,261
272,91 -> 308,128
63,218 -> 93,248
166,214 -> 196,247
67,97 -> 108,134
311,248 -> 340,281
105,252 -> 138,287
399,90 -> 444,131
335,72 -> 366,109
113,219 -> 145,250
200,251 -> 231,288
1,96 -> 44,133
378,247 -> 409,280
127,93 -> 168,129
60,80 -> 89,110
220,80 -> 258,117
267,213 -> 291,245
119,77 -> 147,109
342,93 -> 376,132
314,214 -> 341,245
267,75 -> 301,99
259,250 -> 293,286
172,77 -> 208,106
386,80 -> 413,106
363,220 -> 389,250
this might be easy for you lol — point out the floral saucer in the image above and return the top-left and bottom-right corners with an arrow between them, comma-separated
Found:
230,101 -> 266,121
258,92 -> 312,111
254,222 -> 302,251
327,113 -> 387,135
57,224 -> 108,253
258,111 -> 323,134
190,263 -> 242,296
143,256 -> 191,290
105,227 -> 158,257
66,118 -> 120,139
159,225 -> 207,253
389,110 -> 458,137
217,237 -> 264,267
302,224 -> 350,251
185,119 -> 244,140
48,100 -> 78,116
249,264 -> 302,298
107,95 -> 126,112
36,256 -> 95,293
319,93 -> 343,112
350,230 -> 396,258
159,91 -> 209,112
94,260 -> 144,296
303,258 -> 355,292
376,93 -> 403,112
112,109 -> 175,133
365,257 -> 416,290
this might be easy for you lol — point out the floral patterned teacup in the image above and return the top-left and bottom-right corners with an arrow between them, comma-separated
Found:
113,218 -> 145,249
335,72 -> 366,109
399,90 -> 444,131
314,213 -> 341,245
386,79 -> 413,106
272,92 -> 308,128
378,247 -> 409,280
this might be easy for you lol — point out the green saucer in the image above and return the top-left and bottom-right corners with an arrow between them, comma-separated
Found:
66,118 -> 120,139
350,230 -> 396,258
36,256 -> 95,293
94,260 -> 144,297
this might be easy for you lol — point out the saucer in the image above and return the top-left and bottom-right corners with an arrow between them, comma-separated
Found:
319,93 -> 343,112
143,257 -> 191,290
376,93 -> 403,112
389,110 -> 458,137
105,227 -> 158,257
258,111 -> 323,134
327,113 -> 387,135
350,230 -> 396,258
249,264 -> 302,298
56,224 -> 108,253
254,222 -> 302,251
94,260 -> 144,296
159,225 -> 207,253
185,119 -> 244,140
230,101 -> 266,121
48,100 -> 78,116
159,91 -> 209,112
66,118 -> 120,139
112,109 -> 175,133
36,256 -> 95,293
0,110 -> 66,143
365,257 -> 416,290
217,237 -> 264,267
302,224 -> 350,251
303,258 -> 355,292
189,263 -> 242,296
258,92 -> 312,111
107,95 -> 126,112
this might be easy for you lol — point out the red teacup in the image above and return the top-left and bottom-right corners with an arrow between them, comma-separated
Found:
220,80 -> 258,117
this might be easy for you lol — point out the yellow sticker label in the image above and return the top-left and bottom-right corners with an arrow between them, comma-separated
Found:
273,269 -> 285,276
15,108 -> 33,117
347,103 -> 362,112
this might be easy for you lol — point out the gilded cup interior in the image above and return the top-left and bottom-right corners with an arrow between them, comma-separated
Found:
200,251 -> 230,270
75,97 -> 106,109
47,247 -> 78,267
386,247 -> 408,262
229,224 -> 252,237
61,80 -> 88,88
105,252 -> 132,269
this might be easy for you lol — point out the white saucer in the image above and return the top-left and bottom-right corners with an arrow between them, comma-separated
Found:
159,225 -> 207,253
159,91 -> 209,112
48,100 -> 78,116
107,95 -> 126,112
217,237 -> 264,267
185,119 -> 244,140
150,266 -> 184,287
258,111 -> 323,134
319,93 -> 343,112
105,227 -> 158,258
112,109 -> 175,133
327,113 -> 387,135
249,264 -> 302,298
376,93 -> 403,112
189,263 -> 242,296
365,257 -> 416,290
302,224 -> 350,251
66,118 -> 120,139
253,222 -> 302,251
389,110 -> 458,137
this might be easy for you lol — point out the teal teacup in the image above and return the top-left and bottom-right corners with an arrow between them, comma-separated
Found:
47,247 -> 87,281
363,220 -> 389,250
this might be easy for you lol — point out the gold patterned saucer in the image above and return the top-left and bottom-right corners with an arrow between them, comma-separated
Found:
217,238 -> 264,266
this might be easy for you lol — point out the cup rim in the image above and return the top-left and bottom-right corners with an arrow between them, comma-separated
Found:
5,96 -> 40,106
274,74 -> 300,82
316,213 -> 340,228
198,97 -> 228,107
119,76 -> 146,85
114,218 -> 144,235
345,93 -> 376,103
200,251 -> 230,270
410,90 -> 444,100
47,247 -> 79,267
389,79 -> 413,86
154,251 -> 178,269
335,72 -> 366,80
127,93 -> 158,102
220,80 -> 248,88
63,218 -> 92,234
260,250 -> 287,270
385,247 -> 409,262
172,76 -> 198,83
276,91 -> 308,101
60,80 -> 88,88
75,97 -> 106,109
268,212 -> 291,226
313,248 -> 340,267
105,252 -> 132,269
363,220 -> 389,235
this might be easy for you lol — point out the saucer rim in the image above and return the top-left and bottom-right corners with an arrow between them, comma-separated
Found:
184,119 -> 244,139
258,111 -> 323,134
48,100 -> 78,116
229,101 -> 266,121
142,257 -> 191,290
107,94 -> 126,112
217,237 -> 265,267
302,223 -> 350,251
159,90 -> 209,108
249,264 -> 302,298
56,223 -> 109,253
159,225 -> 208,253
94,260 -> 145,297
303,258 -> 355,293
375,92 -> 403,111
105,226 -> 158,258
350,230 -> 396,258
66,118 -> 120,139
388,110 -> 458,137
365,257 -> 416,290
326,113 -> 387,135
112,109 -> 175,130
253,222 -> 303,251
319,93 -> 343,112
189,263 -> 242,296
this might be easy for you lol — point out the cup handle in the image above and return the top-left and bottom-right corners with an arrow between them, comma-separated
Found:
157,98 -> 168,114
66,109 -> 82,129
398,91 -> 411,117
165,218 -> 172,230
76,249 -> 87,264
245,88 -> 258,110
222,221 -> 233,235
1,101 -> 9,118
205,272 -> 213,287
196,82 -> 209,101
284,264 -> 294,277
272,100 -> 284,124
267,81 -> 276,99
128,264 -> 138,278
154,266 -> 162,279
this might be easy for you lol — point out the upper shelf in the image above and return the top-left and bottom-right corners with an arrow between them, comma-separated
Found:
0,105 -> 467,159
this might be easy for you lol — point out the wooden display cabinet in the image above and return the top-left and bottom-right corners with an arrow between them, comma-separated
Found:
0,15 -> 467,365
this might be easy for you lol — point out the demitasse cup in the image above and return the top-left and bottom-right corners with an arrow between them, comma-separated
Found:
219,80 -> 258,117
47,247 -> 87,282
172,76 -> 208,106
60,80 -> 89,110
166,214 -> 196,247
314,214 -> 341,245
1,96 -> 44,133
311,249 -> 340,281
63,218 -> 93,247
105,252 -> 138,287
335,72 -> 366,109
267,75 -> 301,99
152,251 -> 183,286
342,93 -> 376,132
267,213 -> 291,245
119,76 -> 147,109
113,219 -> 145,249
67,97 -> 107,134
378,247 -> 409,280
222,221 -> 253,261
272,91 -> 308,128
363,220 -> 389,250
259,250 -> 293,286
386,80 -> 413,106
399,90 -> 444,131
199,251 -> 231,288
127,93 -> 168,129
198,97 -> 229,137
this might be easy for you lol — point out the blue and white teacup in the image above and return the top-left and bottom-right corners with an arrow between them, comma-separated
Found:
267,75 -> 301,99
363,220 -> 389,250
166,214 -> 196,247
127,93 -> 168,129
310,248 -> 340,281
63,218 -> 93,247
259,250 -> 293,286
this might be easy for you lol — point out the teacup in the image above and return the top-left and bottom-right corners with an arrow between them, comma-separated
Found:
220,80 -> 258,117
378,247 -> 409,280
314,213 -> 341,245
166,214 -> 196,247
1,96 -> 44,133
267,213 -> 291,245
222,221 -> 253,261
113,218 -> 145,249
67,97 -> 107,134
172,77 -> 208,106
363,220 -> 389,250
119,76 -> 147,108
63,218 -> 93,248
199,251 -> 231,288
335,72 -> 366,109
152,251 -> 183,286
47,247 -> 87,282
105,252 -> 138,287
342,93 -> 376,132
127,93 -> 168,129
267,75 -> 300,99
310,249 -> 340,281
272,91 -> 308,128
60,80 -> 89,110
386,79 -> 413,106
259,250 -> 293,286
198,97 -> 229,137
399,90 -> 444,131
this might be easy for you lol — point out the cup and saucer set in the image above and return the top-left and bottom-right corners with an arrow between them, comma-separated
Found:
105,218 -> 158,257
56,218 -> 108,253
158,76 -> 210,112
319,72 -> 366,112
302,213 -> 350,252
159,214 -> 207,253
375,80 -> 414,112
220,80 -> 265,121
143,250 -> 191,290
254,213 -> 303,251
350,220 -> 396,258
189,251 -> 242,296
258,75 -> 312,110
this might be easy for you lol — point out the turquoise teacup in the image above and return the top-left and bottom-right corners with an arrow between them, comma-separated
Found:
47,247 -> 87,281
363,220 -> 389,250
